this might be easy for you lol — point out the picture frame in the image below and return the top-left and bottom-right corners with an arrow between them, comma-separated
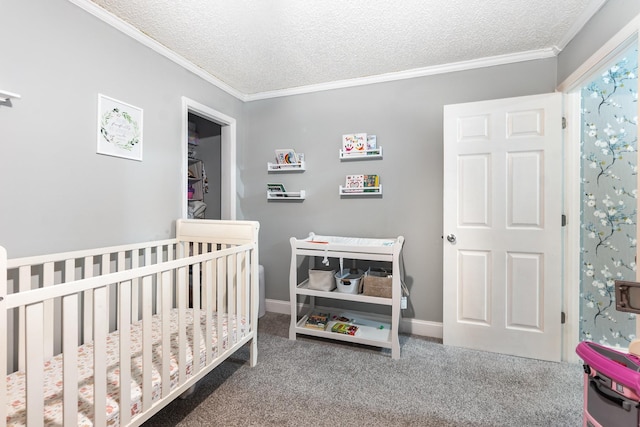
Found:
97,94 -> 143,161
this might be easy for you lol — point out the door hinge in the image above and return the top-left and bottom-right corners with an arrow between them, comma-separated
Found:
561,214 -> 567,227
561,311 -> 566,324
562,117 -> 567,129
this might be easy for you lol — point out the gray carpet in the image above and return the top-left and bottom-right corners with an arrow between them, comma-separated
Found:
143,312 -> 583,426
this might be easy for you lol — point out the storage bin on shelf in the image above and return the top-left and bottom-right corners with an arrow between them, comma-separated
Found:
362,268 -> 393,298
335,269 -> 364,294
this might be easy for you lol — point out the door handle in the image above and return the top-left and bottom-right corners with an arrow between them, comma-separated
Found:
446,234 -> 456,243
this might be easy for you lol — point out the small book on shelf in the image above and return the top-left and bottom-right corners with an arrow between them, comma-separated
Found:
363,174 -> 379,192
331,323 -> 358,335
345,174 -> 364,193
342,133 -> 367,155
275,149 -> 299,164
305,312 -> 330,330
366,135 -> 377,150
267,183 -> 287,197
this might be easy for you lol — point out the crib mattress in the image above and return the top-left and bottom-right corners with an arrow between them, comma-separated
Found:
6,309 -> 247,426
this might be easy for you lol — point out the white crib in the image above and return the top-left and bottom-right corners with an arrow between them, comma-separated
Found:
0,219 -> 260,426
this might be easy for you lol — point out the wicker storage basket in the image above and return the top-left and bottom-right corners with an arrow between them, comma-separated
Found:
362,269 -> 392,298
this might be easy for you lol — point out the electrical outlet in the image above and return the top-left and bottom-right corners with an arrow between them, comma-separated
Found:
401,296 -> 407,309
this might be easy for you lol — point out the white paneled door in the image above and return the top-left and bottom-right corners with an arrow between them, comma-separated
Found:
443,93 -> 563,362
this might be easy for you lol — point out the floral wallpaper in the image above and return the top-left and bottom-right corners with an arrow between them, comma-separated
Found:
580,45 -> 638,348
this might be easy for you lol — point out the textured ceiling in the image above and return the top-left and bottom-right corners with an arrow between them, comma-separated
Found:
88,0 -> 605,96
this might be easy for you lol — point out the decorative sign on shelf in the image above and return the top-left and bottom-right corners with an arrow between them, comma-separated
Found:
97,94 -> 143,161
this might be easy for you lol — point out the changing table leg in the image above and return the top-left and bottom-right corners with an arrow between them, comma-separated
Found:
289,239 -> 298,340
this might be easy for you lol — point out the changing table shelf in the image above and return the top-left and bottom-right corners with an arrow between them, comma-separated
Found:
293,309 -> 392,348
289,233 -> 405,359
296,279 -> 393,305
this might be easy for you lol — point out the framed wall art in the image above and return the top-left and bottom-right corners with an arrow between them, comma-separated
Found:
97,94 -> 143,161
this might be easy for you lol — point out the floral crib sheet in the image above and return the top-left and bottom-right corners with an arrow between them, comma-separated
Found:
6,310 -> 247,426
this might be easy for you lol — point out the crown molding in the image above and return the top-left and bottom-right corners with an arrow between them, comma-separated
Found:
245,49 -> 557,101
555,0 -> 609,51
68,0 -> 248,102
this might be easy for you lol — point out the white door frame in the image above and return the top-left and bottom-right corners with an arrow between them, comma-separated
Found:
557,16 -> 640,362
181,97 -> 236,220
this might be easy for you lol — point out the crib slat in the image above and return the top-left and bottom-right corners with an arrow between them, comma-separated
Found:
17,265 -> 29,372
236,252 -> 243,344
204,259 -> 213,364
131,251 -> 140,322
116,252 -> 126,331
167,245 -> 175,309
229,253 -> 236,344
177,266 -> 187,384
245,250 -> 251,333
25,302 -> 44,427
141,275 -> 153,412
191,262 -> 201,371
217,256 -> 225,358
119,280 -> 132,426
43,262 -> 55,360
83,256 -> 94,343
62,293 -> 78,427
93,286 -> 108,427
155,245 -> 163,315
161,270 -> 171,398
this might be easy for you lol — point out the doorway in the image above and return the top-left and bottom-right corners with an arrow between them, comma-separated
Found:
561,35 -> 639,361
577,43 -> 638,348
181,97 -> 237,220
187,113 -> 221,219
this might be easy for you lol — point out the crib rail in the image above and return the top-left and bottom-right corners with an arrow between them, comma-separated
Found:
1,219 -> 260,427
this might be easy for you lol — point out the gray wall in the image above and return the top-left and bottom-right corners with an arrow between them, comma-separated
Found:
0,0 -> 244,257
244,60 -> 558,322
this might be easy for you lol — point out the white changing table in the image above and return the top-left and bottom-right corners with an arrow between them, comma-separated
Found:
289,233 -> 405,359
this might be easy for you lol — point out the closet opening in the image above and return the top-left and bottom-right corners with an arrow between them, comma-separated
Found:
181,97 -> 237,220
187,113 -> 221,220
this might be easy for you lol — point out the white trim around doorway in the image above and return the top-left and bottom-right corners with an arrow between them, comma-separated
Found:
558,15 -> 640,362
182,97 -> 237,220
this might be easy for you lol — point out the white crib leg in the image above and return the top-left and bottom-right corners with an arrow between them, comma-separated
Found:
179,384 -> 198,400
249,336 -> 258,367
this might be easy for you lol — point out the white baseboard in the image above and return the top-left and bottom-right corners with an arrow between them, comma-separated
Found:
264,298 -> 443,340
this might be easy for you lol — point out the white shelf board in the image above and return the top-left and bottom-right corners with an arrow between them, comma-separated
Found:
267,161 -> 306,172
295,309 -> 393,347
267,190 -> 305,200
295,279 -> 392,305
0,90 -> 21,102
339,185 -> 382,196
339,147 -> 383,160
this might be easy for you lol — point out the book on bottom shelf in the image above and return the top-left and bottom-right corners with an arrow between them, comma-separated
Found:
344,174 -> 364,193
331,323 -> 359,335
267,183 -> 287,197
363,174 -> 379,192
304,312 -> 330,330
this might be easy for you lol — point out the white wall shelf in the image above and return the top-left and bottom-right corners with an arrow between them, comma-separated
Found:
339,147 -> 383,160
267,190 -> 306,200
267,161 -> 306,172
339,185 -> 382,196
0,90 -> 21,102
